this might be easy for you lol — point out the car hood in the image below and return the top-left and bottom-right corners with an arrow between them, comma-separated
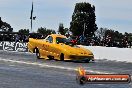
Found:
59,44 -> 93,55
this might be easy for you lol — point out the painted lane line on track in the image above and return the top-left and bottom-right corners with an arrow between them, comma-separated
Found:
0,50 -> 33,55
0,58 -> 129,75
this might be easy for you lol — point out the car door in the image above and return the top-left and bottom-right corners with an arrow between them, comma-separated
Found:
45,36 -> 60,58
44,36 -> 54,55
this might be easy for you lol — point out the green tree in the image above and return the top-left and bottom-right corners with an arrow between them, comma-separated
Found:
58,23 -> 65,35
95,27 -> 107,39
124,32 -> 132,41
18,29 -> 29,34
37,27 -> 56,35
0,17 -> 13,32
64,28 -> 69,35
95,27 -> 126,42
70,2 -> 98,37
99,28 -> 124,42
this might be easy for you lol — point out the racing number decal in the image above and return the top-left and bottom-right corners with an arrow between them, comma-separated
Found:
42,44 -> 49,51
42,44 -> 59,55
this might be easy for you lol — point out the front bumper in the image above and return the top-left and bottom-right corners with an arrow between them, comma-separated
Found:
68,55 -> 94,61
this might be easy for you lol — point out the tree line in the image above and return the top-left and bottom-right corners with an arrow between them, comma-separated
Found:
0,17 -> 13,32
0,2 -> 132,47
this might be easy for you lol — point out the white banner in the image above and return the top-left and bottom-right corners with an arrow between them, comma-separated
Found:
0,41 -> 28,52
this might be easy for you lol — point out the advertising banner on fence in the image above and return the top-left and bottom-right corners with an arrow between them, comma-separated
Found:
0,41 -> 28,52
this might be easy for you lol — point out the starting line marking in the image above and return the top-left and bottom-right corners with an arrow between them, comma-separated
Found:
0,58 -> 130,76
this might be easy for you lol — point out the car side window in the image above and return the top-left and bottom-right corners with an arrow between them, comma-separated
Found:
46,36 -> 53,43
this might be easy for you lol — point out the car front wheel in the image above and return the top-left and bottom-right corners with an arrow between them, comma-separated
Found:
60,53 -> 64,61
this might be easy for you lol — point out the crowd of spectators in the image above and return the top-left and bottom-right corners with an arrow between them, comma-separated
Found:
0,32 -> 131,48
67,34 -> 132,48
0,32 -> 46,42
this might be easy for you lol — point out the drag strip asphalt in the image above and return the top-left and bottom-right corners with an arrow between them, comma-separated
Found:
0,50 -> 132,88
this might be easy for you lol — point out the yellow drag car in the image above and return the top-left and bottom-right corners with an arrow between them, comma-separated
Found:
28,34 -> 94,62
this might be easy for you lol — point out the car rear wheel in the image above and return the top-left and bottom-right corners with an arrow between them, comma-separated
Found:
60,53 -> 64,61
47,55 -> 54,60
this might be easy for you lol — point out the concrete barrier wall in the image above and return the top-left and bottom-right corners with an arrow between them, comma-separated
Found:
0,41 -> 28,52
80,46 -> 132,62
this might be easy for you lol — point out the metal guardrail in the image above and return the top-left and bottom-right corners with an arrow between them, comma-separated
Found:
0,41 -> 28,52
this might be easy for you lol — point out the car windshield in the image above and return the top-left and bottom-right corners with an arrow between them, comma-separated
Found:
56,37 -> 70,44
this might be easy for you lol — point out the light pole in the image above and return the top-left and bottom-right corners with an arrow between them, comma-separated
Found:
30,1 -> 33,33
30,1 -> 36,33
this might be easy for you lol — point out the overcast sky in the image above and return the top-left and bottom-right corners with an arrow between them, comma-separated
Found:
0,0 -> 132,33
